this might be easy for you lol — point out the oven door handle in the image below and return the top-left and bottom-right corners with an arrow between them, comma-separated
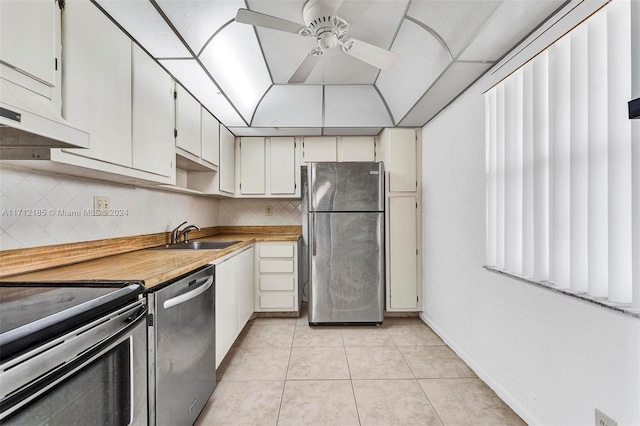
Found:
162,276 -> 214,309
0,303 -> 147,418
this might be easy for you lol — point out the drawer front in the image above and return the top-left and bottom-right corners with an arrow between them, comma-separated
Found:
259,245 -> 294,258
260,277 -> 295,291
259,294 -> 295,309
259,259 -> 294,273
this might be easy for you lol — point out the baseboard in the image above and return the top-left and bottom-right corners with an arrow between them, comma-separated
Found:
418,312 -> 539,425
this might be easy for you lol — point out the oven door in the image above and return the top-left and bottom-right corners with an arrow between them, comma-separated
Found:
0,299 -> 148,425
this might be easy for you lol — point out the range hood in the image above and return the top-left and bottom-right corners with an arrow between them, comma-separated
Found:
0,79 -> 89,148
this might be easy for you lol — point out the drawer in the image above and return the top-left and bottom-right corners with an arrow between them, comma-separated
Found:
259,259 -> 294,273
259,294 -> 295,309
259,245 -> 294,258
260,277 -> 295,291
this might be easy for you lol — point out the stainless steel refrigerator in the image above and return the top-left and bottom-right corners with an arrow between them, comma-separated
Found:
306,162 -> 385,325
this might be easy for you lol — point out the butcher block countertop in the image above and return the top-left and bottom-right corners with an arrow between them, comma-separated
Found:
0,227 -> 301,290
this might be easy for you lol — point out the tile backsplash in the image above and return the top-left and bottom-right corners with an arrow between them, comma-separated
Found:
0,165 -> 218,250
218,199 -> 302,226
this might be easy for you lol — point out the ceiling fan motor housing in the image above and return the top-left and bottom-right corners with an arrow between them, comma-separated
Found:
303,0 -> 348,50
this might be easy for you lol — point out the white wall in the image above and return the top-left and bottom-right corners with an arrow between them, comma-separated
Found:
421,83 -> 640,425
0,165 -> 218,249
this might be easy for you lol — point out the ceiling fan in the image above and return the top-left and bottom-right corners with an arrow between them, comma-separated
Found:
235,0 -> 400,84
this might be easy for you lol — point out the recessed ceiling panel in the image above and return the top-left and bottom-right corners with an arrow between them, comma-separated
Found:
155,0 -> 245,54
253,28 -> 317,84
458,0 -> 566,61
324,85 -> 392,127
95,0 -> 190,58
323,127 -> 382,136
200,23 -> 272,123
407,0 -> 503,59
252,85 -> 323,127
159,59 -> 245,127
376,19 -> 451,123
399,61 -> 492,126
229,127 -> 322,136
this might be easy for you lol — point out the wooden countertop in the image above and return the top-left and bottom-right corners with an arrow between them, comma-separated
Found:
0,231 -> 300,290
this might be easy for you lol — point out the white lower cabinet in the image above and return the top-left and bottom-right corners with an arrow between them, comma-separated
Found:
387,196 -> 419,310
237,247 -> 255,330
215,246 -> 255,368
254,242 -> 299,312
215,254 -> 238,369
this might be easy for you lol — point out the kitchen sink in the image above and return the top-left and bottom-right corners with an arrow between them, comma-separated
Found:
160,241 -> 241,250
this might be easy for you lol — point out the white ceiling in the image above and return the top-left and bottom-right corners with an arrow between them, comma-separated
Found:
94,0 -> 567,136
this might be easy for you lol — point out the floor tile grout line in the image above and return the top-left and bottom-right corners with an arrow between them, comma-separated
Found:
275,326 -> 296,426
416,378 -> 447,426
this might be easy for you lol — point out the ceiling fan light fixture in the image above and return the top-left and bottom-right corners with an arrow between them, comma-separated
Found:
318,32 -> 338,50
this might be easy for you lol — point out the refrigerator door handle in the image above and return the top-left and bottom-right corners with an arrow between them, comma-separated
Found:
311,213 -> 317,256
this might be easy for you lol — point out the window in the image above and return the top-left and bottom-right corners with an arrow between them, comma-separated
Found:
485,0 -> 640,309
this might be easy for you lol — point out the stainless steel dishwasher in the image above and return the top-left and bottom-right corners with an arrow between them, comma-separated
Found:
147,265 -> 215,426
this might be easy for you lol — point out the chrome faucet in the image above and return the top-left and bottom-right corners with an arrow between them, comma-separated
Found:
170,221 -> 201,244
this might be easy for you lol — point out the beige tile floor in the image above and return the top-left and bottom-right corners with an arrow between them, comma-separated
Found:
196,307 -> 526,426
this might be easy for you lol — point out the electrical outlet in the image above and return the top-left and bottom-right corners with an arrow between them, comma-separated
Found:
93,196 -> 110,215
595,409 -> 617,426
265,205 -> 273,216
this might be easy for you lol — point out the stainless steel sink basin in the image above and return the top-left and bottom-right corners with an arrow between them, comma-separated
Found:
160,241 -> 241,250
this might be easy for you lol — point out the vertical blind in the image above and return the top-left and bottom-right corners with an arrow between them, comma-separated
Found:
485,0 -> 639,307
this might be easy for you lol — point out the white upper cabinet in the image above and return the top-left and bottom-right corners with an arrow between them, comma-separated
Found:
270,137 -> 296,195
0,0 -> 58,92
381,128 -> 417,192
201,109 -> 220,167
132,45 -> 174,178
239,137 -> 266,195
175,85 -> 202,157
339,136 -> 376,162
302,137 -> 337,163
235,137 -> 299,198
219,125 -> 236,194
62,0 -> 132,167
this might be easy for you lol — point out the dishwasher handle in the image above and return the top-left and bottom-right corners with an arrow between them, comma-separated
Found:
163,276 -> 214,309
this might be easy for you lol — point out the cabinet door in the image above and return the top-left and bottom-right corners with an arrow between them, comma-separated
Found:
132,45 -> 174,177
340,136 -> 375,161
302,137 -> 337,163
216,256 -> 238,368
387,129 -> 417,192
201,109 -> 220,166
0,0 -> 57,87
175,85 -> 201,157
219,125 -> 235,194
270,137 -> 296,195
62,1 -> 132,167
237,247 -> 255,330
388,196 -> 418,310
240,137 -> 265,195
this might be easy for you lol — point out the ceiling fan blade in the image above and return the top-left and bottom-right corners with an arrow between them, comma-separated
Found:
235,9 -> 306,35
343,39 -> 400,70
288,51 -> 322,84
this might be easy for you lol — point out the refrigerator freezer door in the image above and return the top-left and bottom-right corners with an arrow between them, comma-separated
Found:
308,162 -> 384,212
308,212 -> 384,324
